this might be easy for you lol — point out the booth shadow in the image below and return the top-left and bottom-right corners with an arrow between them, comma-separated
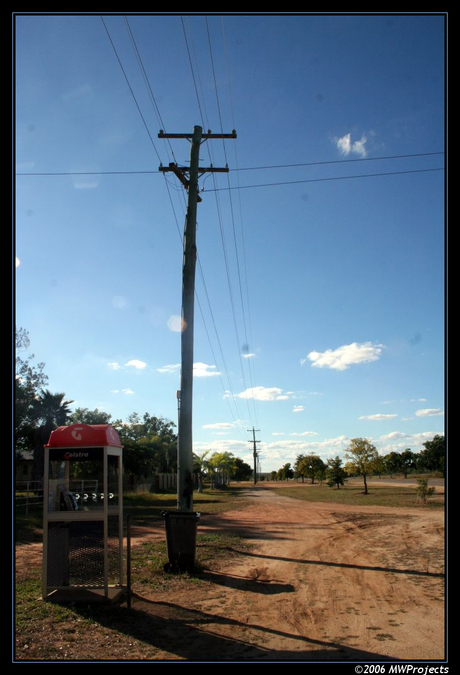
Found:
74,595 -> 397,662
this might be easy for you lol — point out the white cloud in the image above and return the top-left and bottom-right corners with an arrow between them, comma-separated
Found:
379,431 -> 409,441
125,359 -> 147,370
305,341 -> 384,371
351,136 -> 368,158
415,408 -> 444,418
193,363 -> 221,378
335,132 -> 368,158
291,431 -> 318,437
112,295 -> 129,309
359,413 -> 398,420
293,405 -> 305,413
261,435 -> 350,464
73,179 -> 99,190
157,363 -> 181,374
107,362 -> 121,370
336,133 -> 352,155
376,430 -> 443,455
122,388 -> 135,395
236,386 -> 289,401
242,353 -> 256,359
203,422 -> 234,429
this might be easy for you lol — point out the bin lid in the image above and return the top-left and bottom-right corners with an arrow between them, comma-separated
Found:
45,424 -> 123,449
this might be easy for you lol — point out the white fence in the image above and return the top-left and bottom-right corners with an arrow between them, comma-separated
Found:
15,481 -> 44,514
124,473 -> 178,493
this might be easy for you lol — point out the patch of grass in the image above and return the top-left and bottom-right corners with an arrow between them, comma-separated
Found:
265,483 -> 444,508
15,508 -> 43,544
15,529 -> 250,660
124,485 -> 247,519
130,530 -> 250,589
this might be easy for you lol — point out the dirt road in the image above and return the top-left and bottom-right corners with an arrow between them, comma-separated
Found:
134,486 -> 445,661
17,486 -> 445,661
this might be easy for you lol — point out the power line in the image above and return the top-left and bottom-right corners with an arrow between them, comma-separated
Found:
16,151 -> 444,177
180,16 -> 256,427
235,151 -> 445,172
100,16 -> 162,164
205,16 -> 257,426
207,167 -> 444,192
99,15 -> 248,440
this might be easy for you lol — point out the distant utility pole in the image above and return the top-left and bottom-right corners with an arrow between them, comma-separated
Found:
248,427 -> 261,485
159,125 -> 237,512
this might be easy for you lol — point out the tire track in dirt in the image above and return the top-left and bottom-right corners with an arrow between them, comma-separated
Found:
190,487 -> 445,660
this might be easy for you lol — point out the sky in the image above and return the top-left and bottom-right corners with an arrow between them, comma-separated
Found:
14,13 -> 446,473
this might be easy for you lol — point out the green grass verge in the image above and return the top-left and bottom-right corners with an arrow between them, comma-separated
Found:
265,482 -> 444,508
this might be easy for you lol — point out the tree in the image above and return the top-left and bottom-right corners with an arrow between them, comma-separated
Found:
345,438 -> 379,495
415,478 -> 435,504
277,462 -> 294,481
297,453 -> 326,484
69,407 -> 112,425
15,328 -> 49,455
372,453 -> 386,478
418,435 -> 445,477
399,449 -> 416,478
31,389 -> 74,482
113,413 -> 178,476
193,450 -> 210,492
326,456 -> 347,489
294,454 -> 307,482
208,451 -> 237,486
384,451 -> 403,478
231,457 -> 253,481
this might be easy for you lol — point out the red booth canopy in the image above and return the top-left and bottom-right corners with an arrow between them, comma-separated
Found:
45,424 -> 122,449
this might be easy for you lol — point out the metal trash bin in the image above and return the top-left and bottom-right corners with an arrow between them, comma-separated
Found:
162,511 -> 200,572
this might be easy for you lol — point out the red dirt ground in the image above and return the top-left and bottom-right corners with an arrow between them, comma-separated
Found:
15,484 -> 445,661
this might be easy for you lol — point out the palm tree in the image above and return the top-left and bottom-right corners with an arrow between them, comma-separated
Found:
193,450 -> 210,492
32,390 -> 74,482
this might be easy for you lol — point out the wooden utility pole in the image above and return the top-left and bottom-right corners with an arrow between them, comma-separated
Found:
248,427 -> 261,485
159,126 -> 236,511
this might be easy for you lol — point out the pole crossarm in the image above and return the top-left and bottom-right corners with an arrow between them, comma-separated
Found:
159,163 -> 230,174
159,161 -> 229,199
159,129 -> 237,141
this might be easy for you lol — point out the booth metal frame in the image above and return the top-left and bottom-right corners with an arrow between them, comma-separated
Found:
42,426 -> 123,603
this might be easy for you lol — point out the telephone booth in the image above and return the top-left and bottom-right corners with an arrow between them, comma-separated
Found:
42,424 -> 123,603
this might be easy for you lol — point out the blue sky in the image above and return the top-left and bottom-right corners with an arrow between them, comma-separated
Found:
15,13 -> 446,472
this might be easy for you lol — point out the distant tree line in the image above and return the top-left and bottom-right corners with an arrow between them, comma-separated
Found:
14,329 -> 252,486
269,435 -> 445,494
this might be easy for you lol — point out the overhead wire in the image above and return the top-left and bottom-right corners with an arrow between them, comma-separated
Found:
206,166 -> 444,192
205,15 -> 259,429
179,15 -> 252,438
16,151 -> 444,177
100,16 -> 162,165
100,14 -> 247,439
123,14 -> 248,440
182,15 -> 255,428
221,15 -> 260,431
